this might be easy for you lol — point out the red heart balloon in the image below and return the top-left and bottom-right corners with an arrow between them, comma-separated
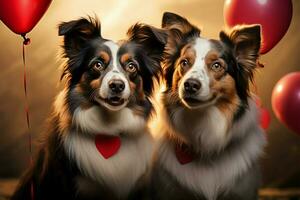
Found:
224,0 -> 292,54
260,107 -> 271,130
0,0 -> 52,35
272,72 -> 300,135
254,97 -> 271,130
95,135 -> 121,159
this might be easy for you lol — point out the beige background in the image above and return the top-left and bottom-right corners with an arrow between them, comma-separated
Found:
0,0 -> 299,187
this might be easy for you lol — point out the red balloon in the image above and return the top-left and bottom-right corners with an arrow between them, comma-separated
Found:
260,107 -> 271,130
272,72 -> 300,135
224,0 -> 293,54
0,0 -> 52,35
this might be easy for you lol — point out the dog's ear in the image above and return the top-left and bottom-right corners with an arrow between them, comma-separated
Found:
161,12 -> 200,90
127,23 -> 167,56
162,12 -> 200,37
220,25 -> 262,102
220,25 -> 261,71
58,17 -> 101,58
127,23 -> 167,94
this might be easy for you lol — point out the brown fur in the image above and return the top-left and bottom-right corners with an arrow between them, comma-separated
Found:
150,12 -> 264,200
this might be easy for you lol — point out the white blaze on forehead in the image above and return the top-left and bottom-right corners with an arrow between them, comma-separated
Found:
98,40 -> 130,106
104,40 -> 119,69
192,38 -> 212,98
192,37 -> 212,79
179,37 -> 213,101
194,38 -> 212,60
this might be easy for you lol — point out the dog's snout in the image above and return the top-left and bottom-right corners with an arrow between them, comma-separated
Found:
184,79 -> 201,94
108,79 -> 125,93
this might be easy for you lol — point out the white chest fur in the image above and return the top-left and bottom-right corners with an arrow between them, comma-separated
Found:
64,131 -> 153,197
63,105 -> 153,197
171,106 -> 229,152
72,106 -> 147,136
158,103 -> 266,200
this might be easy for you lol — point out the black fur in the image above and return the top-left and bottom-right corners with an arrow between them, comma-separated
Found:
162,12 -> 200,89
219,26 -> 261,104
59,17 -> 104,86
12,16 -> 166,200
127,23 -> 167,95
11,115 -> 79,200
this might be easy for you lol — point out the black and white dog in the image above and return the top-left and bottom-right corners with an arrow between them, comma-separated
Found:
12,17 -> 166,200
150,12 -> 266,200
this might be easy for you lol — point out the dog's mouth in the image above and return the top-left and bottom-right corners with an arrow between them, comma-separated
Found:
182,95 -> 217,108
183,97 -> 202,104
95,94 -> 128,111
105,96 -> 125,106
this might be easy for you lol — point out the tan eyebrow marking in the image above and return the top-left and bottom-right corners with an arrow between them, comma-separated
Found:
90,79 -> 100,88
205,50 -> 220,62
120,53 -> 132,64
178,44 -> 196,67
98,51 -> 110,63
181,44 -> 195,57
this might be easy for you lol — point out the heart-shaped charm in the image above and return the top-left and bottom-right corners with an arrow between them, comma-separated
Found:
175,144 -> 195,165
95,135 -> 121,159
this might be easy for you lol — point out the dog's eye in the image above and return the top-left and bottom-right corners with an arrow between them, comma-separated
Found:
93,61 -> 105,71
125,62 -> 137,73
180,59 -> 189,68
211,62 -> 222,72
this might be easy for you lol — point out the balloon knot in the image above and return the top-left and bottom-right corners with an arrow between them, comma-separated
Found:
257,61 -> 265,68
21,34 -> 31,45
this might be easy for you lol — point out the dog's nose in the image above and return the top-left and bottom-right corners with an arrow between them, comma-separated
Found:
109,79 -> 125,93
184,79 -> 201,94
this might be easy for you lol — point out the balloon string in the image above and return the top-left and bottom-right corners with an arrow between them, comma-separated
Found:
22,36 -> 34,200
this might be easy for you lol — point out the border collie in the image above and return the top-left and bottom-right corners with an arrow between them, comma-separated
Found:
150,12 -> 266,200
12,17 -> 166,200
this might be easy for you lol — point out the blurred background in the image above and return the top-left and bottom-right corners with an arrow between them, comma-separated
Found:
0,0 -> 299,194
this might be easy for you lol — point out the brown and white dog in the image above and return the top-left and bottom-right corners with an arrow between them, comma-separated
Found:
150,12 -> 266,200
11,17 -> 166,200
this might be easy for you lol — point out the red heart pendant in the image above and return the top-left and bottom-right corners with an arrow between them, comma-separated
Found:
175,144 -> 195,165
95,135 -> 121,159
